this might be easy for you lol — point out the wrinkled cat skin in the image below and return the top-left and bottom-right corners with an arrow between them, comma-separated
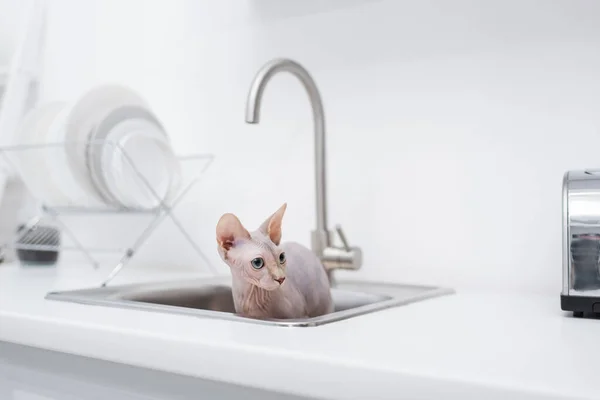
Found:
216,203 -> 333,320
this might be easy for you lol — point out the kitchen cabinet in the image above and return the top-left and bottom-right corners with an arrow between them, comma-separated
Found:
0,342 -> 311,400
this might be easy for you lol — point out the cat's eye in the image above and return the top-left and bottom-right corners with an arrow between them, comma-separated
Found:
251,257 -> 264,269
279,252 -> 286,264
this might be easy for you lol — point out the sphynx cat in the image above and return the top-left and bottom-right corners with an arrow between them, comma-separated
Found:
216,203 -> 333,320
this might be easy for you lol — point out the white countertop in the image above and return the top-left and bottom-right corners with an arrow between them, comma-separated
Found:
0,262 -> 597,400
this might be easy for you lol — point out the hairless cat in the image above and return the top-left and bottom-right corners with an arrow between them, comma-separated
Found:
216,203 -> 333,320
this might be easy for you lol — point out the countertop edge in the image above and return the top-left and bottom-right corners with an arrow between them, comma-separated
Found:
0,310 -> 580,400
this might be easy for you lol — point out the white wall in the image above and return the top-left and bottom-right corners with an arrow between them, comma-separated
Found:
0,0 -> 27,66
36,0 -> 600,294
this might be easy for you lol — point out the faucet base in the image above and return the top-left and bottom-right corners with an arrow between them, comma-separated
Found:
311,230 -> 362,287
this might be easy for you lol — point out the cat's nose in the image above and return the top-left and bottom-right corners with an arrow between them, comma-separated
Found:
275,277 -> 285,285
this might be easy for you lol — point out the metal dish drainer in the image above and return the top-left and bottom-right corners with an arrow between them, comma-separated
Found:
0,139 -> 217,286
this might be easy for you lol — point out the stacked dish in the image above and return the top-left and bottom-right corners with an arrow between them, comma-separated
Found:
16,84 -> 181,210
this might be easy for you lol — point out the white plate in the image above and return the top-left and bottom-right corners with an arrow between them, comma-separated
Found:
86,105 -> 167,207
43,104 -> 106,207
63,84 -> 149,205
105,120 -> 181,209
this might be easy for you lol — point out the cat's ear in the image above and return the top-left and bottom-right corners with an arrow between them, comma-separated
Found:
259,203 -> 287,245
216,213 -> 251,251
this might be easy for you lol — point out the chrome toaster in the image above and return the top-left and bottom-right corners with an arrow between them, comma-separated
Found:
562,169 -> 600,316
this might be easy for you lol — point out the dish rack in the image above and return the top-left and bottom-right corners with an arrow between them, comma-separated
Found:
0,139 -> 217,286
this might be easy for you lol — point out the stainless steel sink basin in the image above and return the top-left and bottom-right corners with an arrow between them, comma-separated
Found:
45,276 -> 454,327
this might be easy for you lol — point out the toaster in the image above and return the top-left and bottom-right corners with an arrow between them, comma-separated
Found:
561,169 -> 600,317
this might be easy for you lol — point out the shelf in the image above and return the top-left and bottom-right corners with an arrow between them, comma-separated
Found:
0,140 -> 219,286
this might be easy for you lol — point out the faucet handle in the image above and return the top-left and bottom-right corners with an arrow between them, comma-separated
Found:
334,224 -> 351,252
312,225 -> 363,272
319,224 -> 363,272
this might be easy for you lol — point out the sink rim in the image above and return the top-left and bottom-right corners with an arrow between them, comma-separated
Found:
45,277 -> 455,327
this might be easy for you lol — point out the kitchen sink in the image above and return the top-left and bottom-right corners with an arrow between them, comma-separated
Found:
45,276 -> 454,327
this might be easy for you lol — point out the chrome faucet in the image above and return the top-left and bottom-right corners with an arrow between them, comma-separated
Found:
245,58 -> 362,285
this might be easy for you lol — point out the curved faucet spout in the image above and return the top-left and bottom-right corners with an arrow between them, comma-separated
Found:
245,58 -> 328,244
245,58 -> 362,285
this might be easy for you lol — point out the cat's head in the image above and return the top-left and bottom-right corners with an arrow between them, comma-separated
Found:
216,203 -> 288,291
